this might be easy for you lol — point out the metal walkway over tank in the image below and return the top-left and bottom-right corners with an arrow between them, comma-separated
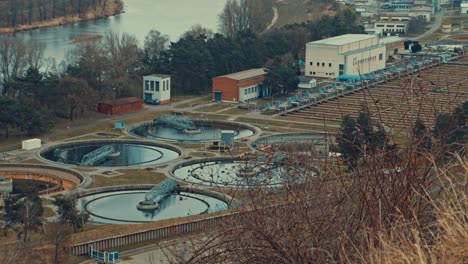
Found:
81,145 -> 116,166
154,114 -> 197,130
140,178 -> 177,207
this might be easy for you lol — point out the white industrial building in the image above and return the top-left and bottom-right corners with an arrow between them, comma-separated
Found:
375,21 -> 409,34
143,74 -> 171,104
462,2 -> 468,14
305,34 -> 386,78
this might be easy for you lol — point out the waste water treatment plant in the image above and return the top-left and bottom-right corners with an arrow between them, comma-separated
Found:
130,114 -> 257,142
40,140 -> 181,167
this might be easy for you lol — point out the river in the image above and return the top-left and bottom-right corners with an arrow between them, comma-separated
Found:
0,0 -> 226,63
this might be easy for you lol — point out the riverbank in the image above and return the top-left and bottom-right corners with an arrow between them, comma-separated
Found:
0,0 -> 123,34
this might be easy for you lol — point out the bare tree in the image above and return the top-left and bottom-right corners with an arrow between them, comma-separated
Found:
218,0 -> 253,38
59,76 -> 97,121
0,39 -> 28,95
102,32 -> 141,79
143,29 -> 169,68
44,223 -> 73,264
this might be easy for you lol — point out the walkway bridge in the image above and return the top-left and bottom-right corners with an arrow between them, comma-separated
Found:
137,178 -> 177,210
154,114 -> 197,131
80,145 -> 117,166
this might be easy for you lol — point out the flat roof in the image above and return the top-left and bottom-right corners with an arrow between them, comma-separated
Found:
379,36 -> 406,45
309,34 -> 376,46
376,21 -> 408,25
216,68 -> 266,81
145,74 -> 170,78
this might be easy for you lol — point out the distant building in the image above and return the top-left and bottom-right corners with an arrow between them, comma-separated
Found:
375,21 -> 409,35
410,6 -> 432,22
297,77 -> 317,94
212,68 -> 267,102
462,2 -> 468,14
305,34 -> 386,78
442,24 -> 452,33
97,97 -> 142,115
379,36 -> 406,59
143,74 -> 171,105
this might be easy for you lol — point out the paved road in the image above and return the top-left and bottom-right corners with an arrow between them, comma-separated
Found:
411,10 -> 444,41
263,6 -> 279,33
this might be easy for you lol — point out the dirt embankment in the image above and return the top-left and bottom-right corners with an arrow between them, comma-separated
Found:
250,0 -> 341,32
0,0 -> 123,34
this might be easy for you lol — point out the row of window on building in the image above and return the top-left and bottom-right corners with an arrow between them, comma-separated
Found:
244,86 -> 258,95
309,71 -> 336,76
310,62 -> 333,67
353,53 -> 384,66
376,24 -> 406,28
144,79 -> 169,92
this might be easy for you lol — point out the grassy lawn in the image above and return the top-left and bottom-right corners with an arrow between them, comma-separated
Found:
188,152 -> 218,158
197,103 -> 236,113
173,97 -> 211,109
170,95 -> 198,103
217,107 -> 250,115
42,206 -> 56,219
86,169 -> 167,189
18,158 -> 48,165
48,110 -> 169,142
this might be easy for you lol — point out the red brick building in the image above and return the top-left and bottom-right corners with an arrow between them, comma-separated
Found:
97,97 -> 143,115
212,68 -> 266,102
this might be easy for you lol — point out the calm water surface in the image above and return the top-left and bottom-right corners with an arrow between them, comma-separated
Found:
0,0 -> 226,62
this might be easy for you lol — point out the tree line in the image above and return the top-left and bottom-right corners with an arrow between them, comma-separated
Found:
0,0 -> 123,28
0,0 -> 363,138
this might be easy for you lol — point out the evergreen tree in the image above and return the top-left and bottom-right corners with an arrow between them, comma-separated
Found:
54,195 -> 89,233
338,115 -> 362,169
3,188 -> 44,242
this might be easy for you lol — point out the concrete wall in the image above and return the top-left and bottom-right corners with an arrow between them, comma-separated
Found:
69,213 -> 235,255
345,45 -> 387,75
0,164 -> 83,185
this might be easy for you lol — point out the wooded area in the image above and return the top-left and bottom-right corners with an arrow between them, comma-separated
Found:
0,0 -> 363,138
0,0 -> 123,28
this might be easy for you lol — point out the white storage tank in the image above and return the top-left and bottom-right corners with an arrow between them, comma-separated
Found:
22,138 -> 41,150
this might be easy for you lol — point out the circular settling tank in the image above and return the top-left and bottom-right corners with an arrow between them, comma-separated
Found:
78,190 -> 228,224
0,165 -> 83,193
130,120 -> 255,142
41,141 -> 180,167
172,157 -> 313,188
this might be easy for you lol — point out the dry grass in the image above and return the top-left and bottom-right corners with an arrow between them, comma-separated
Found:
86,169 -> 167,189
355,156 -> 468,264
188,152 -> 218,158
173,97 -> 212,109
18,159 -> 48,165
